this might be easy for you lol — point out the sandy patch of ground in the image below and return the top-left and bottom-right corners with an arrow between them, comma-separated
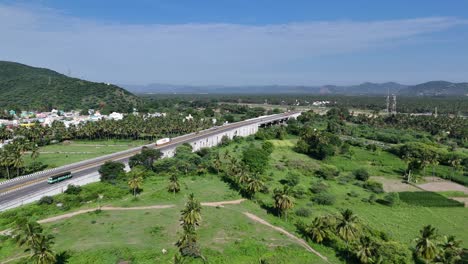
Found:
371,177 -> 420,192
417,177 -> 468,194
451,197 -> 468,207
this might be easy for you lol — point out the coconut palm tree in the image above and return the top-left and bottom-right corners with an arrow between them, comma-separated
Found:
245,177 -> 264,199
127,173 -> 143,197
436,235 -> 462,264
30,144 -> 40,160
11,148 -> 24,176
14,221 -> 43,250
414,225 -> 439,263
167,174 -> 181,196
305,216 -> 330,243
29,234 -> 56,264
273,186 -> 294,220
180,193 -> 202,227
356,236 -> 379,264
0,149 -> 12,179
336,209 -> 360,243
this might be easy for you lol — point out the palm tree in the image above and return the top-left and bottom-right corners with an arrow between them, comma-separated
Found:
127,173 -> 143,197
30,144 -> 40,160
29,234 -> 56,264
437,235 -> 462,264
273,186 -> 294,220
305,216 -> 330,243
336,209 -> 360,259
180,193 -> 202,227
414,225 -> 439,263
11,149 -> 24,176
14,221 -> 43,250
336,209 -> 359,242
0,149 -> 12,179
245,177 -> 264,199
167,174 -> 181,196
356,236 -> 379,264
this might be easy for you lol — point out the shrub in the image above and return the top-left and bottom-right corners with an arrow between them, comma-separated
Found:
382,192 -> 400,206
38,196 -> 54,205
376,241 -> 413,264
64,184 -> 82,195
347,191 -> 359,197
363,180 -> 384,193
310,181 -> 329,194
284,171 -> 301,187
295,207 -> 312,217
293,186 -> 307,199
312,193 -> 336,205
353,168 -> 370,181
315,165 -> 340,180
361,194 -> 377,204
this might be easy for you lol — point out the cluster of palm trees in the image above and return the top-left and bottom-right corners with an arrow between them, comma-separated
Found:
301,210 -> 463,264
13,220 -> 56,264
175,193 -> 205,262
215,151 -> 265,199
414,225 -> 463,264
0,113 -> 214,144
0,137 -> 38,179
302,209 -> 379,263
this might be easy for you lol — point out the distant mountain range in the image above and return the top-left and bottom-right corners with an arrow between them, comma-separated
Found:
0,61 -> 139,112
122,81 -> 468,96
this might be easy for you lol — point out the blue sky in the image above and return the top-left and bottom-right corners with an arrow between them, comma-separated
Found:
0,0 -> 467,85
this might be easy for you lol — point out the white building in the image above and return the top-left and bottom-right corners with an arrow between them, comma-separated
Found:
108,112 -> 124,120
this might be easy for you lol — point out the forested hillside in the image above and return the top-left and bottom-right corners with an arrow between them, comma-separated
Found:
0,61 -> 139,113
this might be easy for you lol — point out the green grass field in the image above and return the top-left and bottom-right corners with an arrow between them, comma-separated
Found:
1,137 -> 467,263
23,139 -> 149,168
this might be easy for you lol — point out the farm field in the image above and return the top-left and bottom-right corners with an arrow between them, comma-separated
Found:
22,139 -> 149,169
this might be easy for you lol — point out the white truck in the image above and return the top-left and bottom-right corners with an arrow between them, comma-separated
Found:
156,138 -> 171,146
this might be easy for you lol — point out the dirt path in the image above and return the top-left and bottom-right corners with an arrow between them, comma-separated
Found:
38,205 -> 174,224
243,212 -> 329,263
0,254 -> 29,264
201,199 -> 246,207
37,199 -> 247,224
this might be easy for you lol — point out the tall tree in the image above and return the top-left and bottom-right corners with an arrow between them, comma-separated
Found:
167,174 -> 181,196
127,168 -> 144,196
30,234 -> 56,264
414,225 -> 439,263
273,186 -> 294,220
356,236 -> 379,264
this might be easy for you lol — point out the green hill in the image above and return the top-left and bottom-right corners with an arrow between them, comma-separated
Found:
399,81 -> 468,96
0,61 -> 139,113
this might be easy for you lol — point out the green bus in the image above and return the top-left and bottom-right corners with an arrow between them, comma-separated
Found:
47,171 -> 73,184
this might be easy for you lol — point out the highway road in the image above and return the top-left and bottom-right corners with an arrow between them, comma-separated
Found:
0,112 -> 298,207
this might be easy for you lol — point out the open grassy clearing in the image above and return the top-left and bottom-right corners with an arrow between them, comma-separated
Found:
23,139 -> 148,168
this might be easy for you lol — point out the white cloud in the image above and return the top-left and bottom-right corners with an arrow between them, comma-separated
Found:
0,4 -> 466,85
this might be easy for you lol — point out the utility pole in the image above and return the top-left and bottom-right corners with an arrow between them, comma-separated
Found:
391,95 -> 397,114
386,94 -> 390,114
